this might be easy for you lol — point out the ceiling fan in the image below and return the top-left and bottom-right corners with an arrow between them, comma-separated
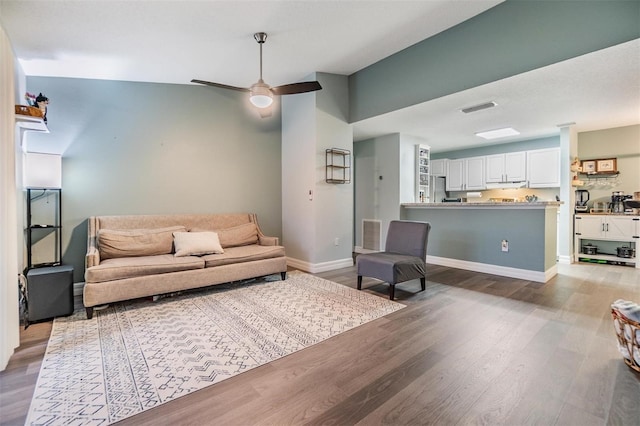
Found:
192,32 -> 322,117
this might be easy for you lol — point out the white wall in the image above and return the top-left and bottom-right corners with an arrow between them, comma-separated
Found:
282,73 -> 353,271
314,73 -> 353,264
282,87 -> 316,263
0,24 -> 21,370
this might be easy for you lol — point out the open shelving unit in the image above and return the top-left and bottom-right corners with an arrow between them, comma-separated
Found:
325,148 -> 351,184
26,188 -> 62,269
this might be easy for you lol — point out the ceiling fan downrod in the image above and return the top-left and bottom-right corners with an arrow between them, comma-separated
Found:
254,32 -> 267,82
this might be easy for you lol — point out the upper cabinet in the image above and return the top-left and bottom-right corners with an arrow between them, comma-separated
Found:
446,159 -> 464,191
485,152 -> 526,183
527,148 -> 560,188
445,147 -> 561,191
431,159 -> 448,177
465,156 -> 485,190
446,157 -> 485,191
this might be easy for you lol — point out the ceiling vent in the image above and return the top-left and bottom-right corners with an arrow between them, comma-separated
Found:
461,101 -> 497,114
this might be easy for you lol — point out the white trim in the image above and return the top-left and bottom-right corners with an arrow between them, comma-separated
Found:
426,255 -> 557,283
557,254 -> 573,264
286,257 -> 353,273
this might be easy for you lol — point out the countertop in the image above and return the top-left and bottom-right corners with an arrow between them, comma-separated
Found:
402,201 -> 562,209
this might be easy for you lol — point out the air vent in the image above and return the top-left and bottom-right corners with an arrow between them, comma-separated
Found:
461,101 -> 497,114
362,219 -> 381,251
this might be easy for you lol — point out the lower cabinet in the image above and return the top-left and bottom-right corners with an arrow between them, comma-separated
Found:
574,214 -> 639,267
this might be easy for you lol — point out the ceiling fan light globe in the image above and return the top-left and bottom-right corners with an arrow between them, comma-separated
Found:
250,94 -> 273,108
249,82 -> 273,108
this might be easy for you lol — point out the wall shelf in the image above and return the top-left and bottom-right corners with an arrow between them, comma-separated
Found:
15,114 -> 49,133
325,148 -> 351,184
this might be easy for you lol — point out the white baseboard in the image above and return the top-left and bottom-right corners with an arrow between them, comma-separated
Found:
557,254 -> 573,264
287,257 -> 354,273
426,255 -> 557,283
73,282 -> 85,297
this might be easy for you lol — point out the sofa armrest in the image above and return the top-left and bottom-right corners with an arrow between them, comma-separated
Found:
259,235 -> 279,246
86,246 -> 100,268
86,216 -> 100,268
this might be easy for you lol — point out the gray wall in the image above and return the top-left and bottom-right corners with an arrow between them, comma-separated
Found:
26,77 -> 282,282
349,0 -> 640,122
353,134 -> 401,248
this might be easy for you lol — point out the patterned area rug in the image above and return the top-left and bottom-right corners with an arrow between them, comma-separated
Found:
26,271 -> 404,425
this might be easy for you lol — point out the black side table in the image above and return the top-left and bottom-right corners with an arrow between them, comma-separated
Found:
25,265 -> 74,324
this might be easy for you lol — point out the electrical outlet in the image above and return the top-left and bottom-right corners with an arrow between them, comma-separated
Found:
334,238 -> 340,246
501,239 -> 509,252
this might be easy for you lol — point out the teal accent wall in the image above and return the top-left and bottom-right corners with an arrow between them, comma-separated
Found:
349,0 -> 640,122
431,136 -> 559,159
402,206 -> 554,272
27,77 -> 282,282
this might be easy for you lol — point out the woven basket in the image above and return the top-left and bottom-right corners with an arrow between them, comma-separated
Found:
611,308 -> 640,373
15,105 -> 43,118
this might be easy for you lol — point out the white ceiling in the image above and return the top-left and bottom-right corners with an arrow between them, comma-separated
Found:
2,0 -> 639,153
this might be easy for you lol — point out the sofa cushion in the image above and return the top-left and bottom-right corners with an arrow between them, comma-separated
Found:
202,244 -> 286,267
216,223 -> 259,248
86,254 -> 204,283
174,231 -> 224,257
98,226 -> 186,260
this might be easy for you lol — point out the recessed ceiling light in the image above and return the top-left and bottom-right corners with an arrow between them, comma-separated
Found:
475,127 -> 520,140
461,101 -> 497,114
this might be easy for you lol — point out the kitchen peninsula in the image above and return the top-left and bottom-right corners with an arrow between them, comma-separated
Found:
401,201 -> 561,282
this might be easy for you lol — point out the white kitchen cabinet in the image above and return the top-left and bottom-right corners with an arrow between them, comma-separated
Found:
486,152 -> 527,183
431,159 -> 448,177
574,214 -> 639,268
465,156 -> 485,190
527,148 -> 560,188
446,159 -> 464,191
446,157 -> 485,191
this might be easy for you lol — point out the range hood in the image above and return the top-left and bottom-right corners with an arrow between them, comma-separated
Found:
485,181 -> 527,189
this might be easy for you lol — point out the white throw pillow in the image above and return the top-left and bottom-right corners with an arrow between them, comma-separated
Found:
173,231 -> 224,257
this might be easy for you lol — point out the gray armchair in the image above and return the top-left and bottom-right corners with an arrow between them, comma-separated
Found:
356,220 -> 431,300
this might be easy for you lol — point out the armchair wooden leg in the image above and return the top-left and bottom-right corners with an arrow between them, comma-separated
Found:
86,307 -> 94,320
421,277 -> 426,291
389,284 -> 395,301
281,271 -> 287,280
357,275 -> 363,290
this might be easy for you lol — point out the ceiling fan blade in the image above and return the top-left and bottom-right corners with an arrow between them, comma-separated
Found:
271,81 -> 322,96
257,105 -> 273,119
191,79 -> 249,92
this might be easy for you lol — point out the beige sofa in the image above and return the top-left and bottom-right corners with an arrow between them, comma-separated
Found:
84,213 -> 286,319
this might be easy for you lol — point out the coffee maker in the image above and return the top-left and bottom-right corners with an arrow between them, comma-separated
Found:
575,189 -> 589,212
611,191 -> 632,214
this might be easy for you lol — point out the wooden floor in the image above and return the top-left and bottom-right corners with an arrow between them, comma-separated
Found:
1,262 -> 639,425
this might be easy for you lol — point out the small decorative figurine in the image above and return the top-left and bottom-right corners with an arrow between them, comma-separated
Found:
35,93 -> 49,123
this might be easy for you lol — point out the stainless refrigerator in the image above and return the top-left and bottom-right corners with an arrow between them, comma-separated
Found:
429,176 -> 447,203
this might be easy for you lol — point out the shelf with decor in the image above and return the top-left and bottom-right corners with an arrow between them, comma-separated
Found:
415,144 -> 430,202
325,148 -> 351,184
